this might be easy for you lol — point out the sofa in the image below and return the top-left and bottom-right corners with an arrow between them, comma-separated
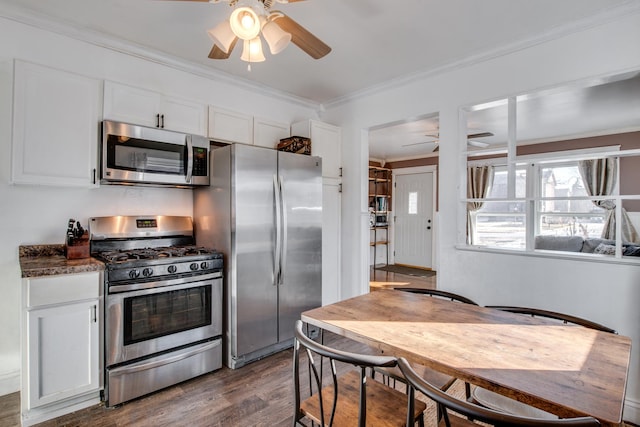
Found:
534,235 -> 640,256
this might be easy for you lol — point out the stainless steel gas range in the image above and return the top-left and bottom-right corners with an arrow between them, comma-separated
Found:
90,215 -> 223,407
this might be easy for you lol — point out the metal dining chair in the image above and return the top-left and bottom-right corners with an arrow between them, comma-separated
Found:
470,306 -> 617,419
372,288 -> 479,399
292,320 -> 426,427
397,357 -> 601,427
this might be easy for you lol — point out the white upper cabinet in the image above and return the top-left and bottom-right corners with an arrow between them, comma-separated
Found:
103,81 -> 206,135
253,117 -> 290,149
11,61 -> 102,188
291,120 -> 342,179
208,106 -> 254,144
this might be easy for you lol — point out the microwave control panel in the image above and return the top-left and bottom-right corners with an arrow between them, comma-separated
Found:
193,147 -> 208,176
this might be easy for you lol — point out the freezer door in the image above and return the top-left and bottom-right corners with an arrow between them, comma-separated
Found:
277,151 -> 323,342
233,145 -> 279,357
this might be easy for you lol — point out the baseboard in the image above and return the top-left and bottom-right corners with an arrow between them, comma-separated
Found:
0,370 -> 20,396
625,397 -> 640,425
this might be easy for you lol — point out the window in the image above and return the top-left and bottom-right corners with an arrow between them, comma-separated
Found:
408,192 -> 418,215
536,163 -> 606,240
461,73 -> 640,260
473,167 -> 527,248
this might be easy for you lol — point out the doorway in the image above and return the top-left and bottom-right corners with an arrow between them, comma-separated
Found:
393,170 -> 435,269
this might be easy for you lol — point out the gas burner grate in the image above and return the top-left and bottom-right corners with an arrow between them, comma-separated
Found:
96,246 -> 221,264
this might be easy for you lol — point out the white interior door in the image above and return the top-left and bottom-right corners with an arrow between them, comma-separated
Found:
394,172 -> 434,268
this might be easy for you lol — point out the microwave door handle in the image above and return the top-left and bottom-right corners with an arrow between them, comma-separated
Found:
185,135 -> 193,184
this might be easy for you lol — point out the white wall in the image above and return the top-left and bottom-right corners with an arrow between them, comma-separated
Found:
323,11 -> 640,423
0,16 -> 317,395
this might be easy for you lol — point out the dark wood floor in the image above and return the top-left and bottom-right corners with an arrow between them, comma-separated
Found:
0,268 -> 432,427
369,265 -> 437,291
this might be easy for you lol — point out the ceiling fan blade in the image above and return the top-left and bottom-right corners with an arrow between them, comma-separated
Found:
467,132 -> 494,139
208,38 -> 238,59
271,12 -> 331,59
401,141 -> 430,148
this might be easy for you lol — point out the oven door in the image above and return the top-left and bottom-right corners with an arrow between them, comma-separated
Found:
105,272 -> 222,367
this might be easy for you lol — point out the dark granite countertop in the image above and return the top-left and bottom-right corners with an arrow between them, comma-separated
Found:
19,244 -> 104,278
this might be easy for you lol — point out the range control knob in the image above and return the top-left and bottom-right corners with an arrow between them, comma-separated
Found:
167,265 -> 177,274
129,270 -> 140,279
142,268 -> 153,277
200,261 -> 208,270
190,262 -> 199,271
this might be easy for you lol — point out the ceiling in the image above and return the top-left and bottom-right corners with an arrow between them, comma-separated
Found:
1,0 -> 639,161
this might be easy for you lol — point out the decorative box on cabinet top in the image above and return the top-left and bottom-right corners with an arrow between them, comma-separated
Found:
277,136 -> 311,155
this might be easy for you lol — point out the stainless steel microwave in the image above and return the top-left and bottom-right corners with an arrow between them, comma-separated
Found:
101,120 -> 210,187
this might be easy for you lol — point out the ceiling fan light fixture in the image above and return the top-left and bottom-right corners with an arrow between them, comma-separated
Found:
261,19 -> 291,54
207,19 -> 235,54
230,6 -> 261,40
240,37 -> 266,63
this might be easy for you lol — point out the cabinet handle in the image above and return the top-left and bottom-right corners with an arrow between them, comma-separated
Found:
156,114 -> 160,128
92,305 -> 97,323
160,114 -> 165,128
339,167 -> 343,177
92,168 -> 96,185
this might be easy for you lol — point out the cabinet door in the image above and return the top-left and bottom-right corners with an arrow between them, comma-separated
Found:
27,300 -> 99,409
103,81 -> 160,128
253,118 -> 289,149
322,179 -> 341,305
12,61 -> 101,187
208,106 -> 253,144
291,120 -> 342,179
161,96 -> 207,135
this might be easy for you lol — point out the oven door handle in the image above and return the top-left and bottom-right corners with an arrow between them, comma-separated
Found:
109,271 -> 222,293
109,339 -> 221,377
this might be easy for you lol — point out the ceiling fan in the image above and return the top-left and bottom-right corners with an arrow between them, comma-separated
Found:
167,0 -> 331,64
402,131 -> 494,152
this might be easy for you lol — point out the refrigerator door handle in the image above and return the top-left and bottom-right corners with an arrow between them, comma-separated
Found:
273,174 -> 282,286
279,174 -> 288,286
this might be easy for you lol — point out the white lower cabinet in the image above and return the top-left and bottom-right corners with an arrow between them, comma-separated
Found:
22,272 -> 101,426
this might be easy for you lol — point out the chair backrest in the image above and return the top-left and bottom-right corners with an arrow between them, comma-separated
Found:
396,287 -> 479,306
292,320 -> 398,427
397,358 -> 601,427
486,306 -> 617,334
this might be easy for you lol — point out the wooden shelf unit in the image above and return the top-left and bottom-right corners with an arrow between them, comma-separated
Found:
369,166 -> 392,268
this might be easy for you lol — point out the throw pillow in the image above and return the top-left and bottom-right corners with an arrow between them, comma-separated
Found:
593,243 -> 616,255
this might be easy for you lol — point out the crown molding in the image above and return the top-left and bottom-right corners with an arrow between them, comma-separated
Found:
323,1 -> 640,110
0,2 -> 321,111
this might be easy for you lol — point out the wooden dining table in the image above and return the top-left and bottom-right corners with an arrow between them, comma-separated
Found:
301,290 -> 632,427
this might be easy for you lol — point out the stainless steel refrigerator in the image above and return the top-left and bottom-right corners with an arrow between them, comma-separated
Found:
194,143 -> 322,369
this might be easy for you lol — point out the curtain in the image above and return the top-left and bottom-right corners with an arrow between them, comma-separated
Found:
578,158 -> 639,243
467,165 -> 493,244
